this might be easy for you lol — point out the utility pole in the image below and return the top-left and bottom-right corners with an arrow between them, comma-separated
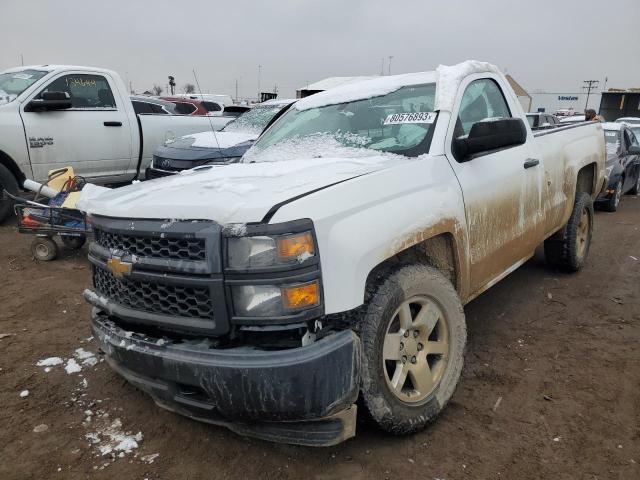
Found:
388,55 -> 394,76
20,53 -> 24,66
258,65 -> 262,99
235,79 -> 238,102
582,80 -> 599,110
380,57 -> 385,76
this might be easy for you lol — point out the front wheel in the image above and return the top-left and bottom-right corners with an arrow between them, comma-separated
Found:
544,192 -> 594,272
359,264 -> 466,435
603,179 -> 622,212
628,171 -> 640,196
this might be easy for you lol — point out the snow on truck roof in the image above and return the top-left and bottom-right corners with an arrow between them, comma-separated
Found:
2,65 -> 117,75
294,60 -> 502,113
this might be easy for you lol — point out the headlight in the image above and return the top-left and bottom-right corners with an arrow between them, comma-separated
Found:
226,230 -> 315,269
231,281 -> 320,317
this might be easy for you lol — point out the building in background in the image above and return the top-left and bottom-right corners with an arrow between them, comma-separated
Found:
528,92 -> 601,115
505,75 -> 532,113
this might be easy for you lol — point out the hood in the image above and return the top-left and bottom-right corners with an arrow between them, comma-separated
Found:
167,131 -> 256,150
78,156 -> 406,224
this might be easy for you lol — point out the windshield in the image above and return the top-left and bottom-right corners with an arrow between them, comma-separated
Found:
526,115 -> 536,128
223,104 -> 286,135
249,84 -> 437,160
0,69 -> 49,105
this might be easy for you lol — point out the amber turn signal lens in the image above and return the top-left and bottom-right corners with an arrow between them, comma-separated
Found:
282,282 -> 320,310
277,232 -> 315,260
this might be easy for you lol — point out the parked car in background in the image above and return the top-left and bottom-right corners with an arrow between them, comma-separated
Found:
554,108 -> 576,117
79,61 -> 605,446
222,105 -> 252,117
162,96 -> 213,116
0,65 -> 234,221
173,93 -> 233,108
615,117 -> 640,125
130,95 -> 177,115
596,122 -> 640,211
526,113 -> 560,130
147,99 -> 294,178
560,114 -> 587,125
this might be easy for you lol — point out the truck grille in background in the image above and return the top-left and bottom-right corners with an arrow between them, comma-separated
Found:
93,267 -> 214,319
94,228 -> 206,261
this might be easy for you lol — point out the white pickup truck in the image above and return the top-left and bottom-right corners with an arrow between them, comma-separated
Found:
0,65 -> 232,221
78,61 -> 605,446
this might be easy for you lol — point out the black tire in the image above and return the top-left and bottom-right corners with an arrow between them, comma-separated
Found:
544,192 -> 594,272
0,163 -> 19,223
628,171 -> 640,195
602,179 -> 622,212
60,234 -> 87,250
359,264 -> 466,435
32,237 -> 58,261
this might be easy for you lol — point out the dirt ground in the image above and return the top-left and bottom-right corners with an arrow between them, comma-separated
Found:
0,196 -> 639,480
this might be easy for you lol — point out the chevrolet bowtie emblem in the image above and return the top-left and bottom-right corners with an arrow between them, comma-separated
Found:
107,257 -> 132,279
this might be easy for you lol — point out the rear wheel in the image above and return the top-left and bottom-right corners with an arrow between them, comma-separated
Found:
359,264 -> 466,434
544,192 -> 594,271
32,237 -> 58,261
0,164 -> 19,223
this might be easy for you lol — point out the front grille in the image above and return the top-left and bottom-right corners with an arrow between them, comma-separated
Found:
93,267 -> 214,319
94,228 -> 206,261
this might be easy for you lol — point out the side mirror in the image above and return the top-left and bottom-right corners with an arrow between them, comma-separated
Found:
628,144 -> 640,155
25,91 -> 72,112
453,118 -> 527,161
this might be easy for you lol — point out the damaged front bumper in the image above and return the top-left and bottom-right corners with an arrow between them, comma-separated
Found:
91,308 -> 361,446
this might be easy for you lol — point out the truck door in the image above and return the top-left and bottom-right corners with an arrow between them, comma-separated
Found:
20,72 -> 133,183
445,77 -> 545,293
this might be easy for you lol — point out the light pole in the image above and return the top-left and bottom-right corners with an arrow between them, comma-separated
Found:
380,57 -> 385,76
258,65 -> 262,100
388,55 -> 394,76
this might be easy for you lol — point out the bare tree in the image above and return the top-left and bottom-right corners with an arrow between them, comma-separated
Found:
182,83 -> 196,94
151,85 -> 163,96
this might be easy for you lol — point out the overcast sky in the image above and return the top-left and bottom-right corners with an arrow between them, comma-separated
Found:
1,0 -> 638,99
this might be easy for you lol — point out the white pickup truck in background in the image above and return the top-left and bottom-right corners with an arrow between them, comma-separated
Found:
0,65 -> 233,221
79,61 -> 605,445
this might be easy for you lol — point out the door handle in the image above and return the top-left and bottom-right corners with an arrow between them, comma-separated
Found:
524,158 -> 540,169
103,121 -> 122,127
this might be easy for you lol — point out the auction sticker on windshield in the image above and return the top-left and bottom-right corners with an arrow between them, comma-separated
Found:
383,112 -> 436,125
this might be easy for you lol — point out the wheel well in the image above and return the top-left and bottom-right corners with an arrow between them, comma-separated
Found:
0,150 -> 26,186
365,233 -> 459,294
576,163 -> 596,195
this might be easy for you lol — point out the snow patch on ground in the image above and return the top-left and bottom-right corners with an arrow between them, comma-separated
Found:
36,357 -> 64,367
85,418 -> 143,457
65,358 -> 82,374
20,389 -> 29,398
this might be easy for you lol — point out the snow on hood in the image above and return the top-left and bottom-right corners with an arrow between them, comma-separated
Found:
293,60 -> 502,113
77,156 -> 406,224
174,131 -> 256,149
